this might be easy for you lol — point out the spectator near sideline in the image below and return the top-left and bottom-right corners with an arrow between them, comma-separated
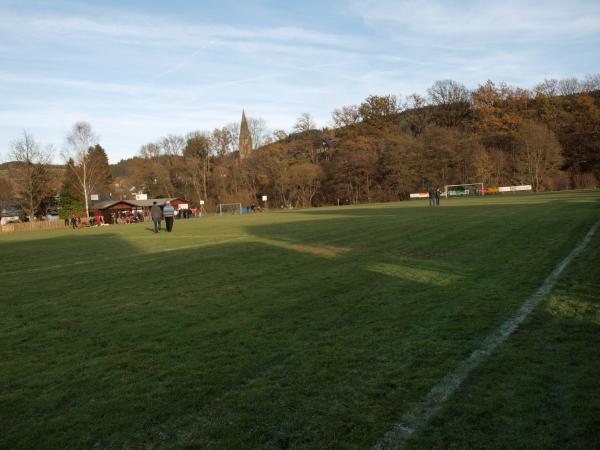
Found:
163,201 -> 175,233
150,201 -> 162,233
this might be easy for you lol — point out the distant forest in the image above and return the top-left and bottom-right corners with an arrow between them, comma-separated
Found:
2,75 -> 600,217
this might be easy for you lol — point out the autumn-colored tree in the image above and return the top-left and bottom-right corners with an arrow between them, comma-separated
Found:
7,73 -> 594,213
358,95 -> 401,127
404,93 -> 430,136
552,93 -> 600,187
514,120 -> 564,191
136,142 -> 174,197
183,132 -> 212,205
288,163 -> 324,207
377,137 -> 419,199
472,81 -> 521,144
9,131 -> 55,220
211,127 -> 235,156
325,137 -> 378,203
253,145 -> 293,206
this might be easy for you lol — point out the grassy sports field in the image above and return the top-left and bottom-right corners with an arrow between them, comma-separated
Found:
1,190 -> 599,449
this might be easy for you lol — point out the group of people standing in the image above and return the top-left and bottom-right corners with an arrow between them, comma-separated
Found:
150,201 -> 175,233
66,214 -> 81,229
429,188 -> 442,207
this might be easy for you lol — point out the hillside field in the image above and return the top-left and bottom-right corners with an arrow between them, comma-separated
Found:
1,191 -> 599,449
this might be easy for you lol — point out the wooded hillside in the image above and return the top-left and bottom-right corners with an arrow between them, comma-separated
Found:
3,77 -> 599,216
111,79 -> 600,209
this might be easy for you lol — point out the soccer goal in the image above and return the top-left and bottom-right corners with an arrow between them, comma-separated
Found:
218,203 -> 242,216
444,183 -> 484,198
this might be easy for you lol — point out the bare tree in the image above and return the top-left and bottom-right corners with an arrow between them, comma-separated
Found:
533,78 -> 559,97
272,130 -> 288,141
160,134 -> 185,156
140,142 -> 161,159
331,104 -> 361,128
558,77 -> 581,95
248,117 -> 269,149
63,121 -> 101,219
581,73 -> 600,92
427,80 -> 471,126
225,122 -> 241,153
9,131 -> 54,221
428,80 -> 470,105
294,112 -> 316,133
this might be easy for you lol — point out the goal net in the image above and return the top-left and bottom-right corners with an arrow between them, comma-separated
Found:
218,203 -> 242,216
444,183 -> 484,198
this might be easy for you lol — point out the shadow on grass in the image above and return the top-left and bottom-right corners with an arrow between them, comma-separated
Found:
1,194 -> 598,449
0,231 -> 150,275
0,215 -> 484,449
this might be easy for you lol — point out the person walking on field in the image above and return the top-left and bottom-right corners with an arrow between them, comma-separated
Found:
163,201 -> 175,233
150,201 -> 162,233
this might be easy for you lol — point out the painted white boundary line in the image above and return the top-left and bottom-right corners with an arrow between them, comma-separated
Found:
374,220 -> 600,450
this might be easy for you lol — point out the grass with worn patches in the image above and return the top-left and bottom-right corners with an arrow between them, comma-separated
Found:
1,191 -> 599,449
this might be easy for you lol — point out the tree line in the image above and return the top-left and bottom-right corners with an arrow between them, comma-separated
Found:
2,74 -> 599,219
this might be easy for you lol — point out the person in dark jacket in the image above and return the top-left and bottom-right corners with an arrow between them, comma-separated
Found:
163,201 -> 175,232
150,201 -> 162,233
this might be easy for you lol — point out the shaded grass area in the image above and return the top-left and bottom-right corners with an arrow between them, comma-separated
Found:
407,223 -> 600,449
0,191 -> 599,448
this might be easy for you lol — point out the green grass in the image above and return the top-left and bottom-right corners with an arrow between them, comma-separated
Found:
1,191 -> 599,449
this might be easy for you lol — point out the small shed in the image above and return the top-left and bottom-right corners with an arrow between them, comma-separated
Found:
90,200 -> 138,224
90,197 -> 190,224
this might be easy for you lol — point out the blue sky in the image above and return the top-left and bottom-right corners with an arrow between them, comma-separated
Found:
1,0 -> 599,163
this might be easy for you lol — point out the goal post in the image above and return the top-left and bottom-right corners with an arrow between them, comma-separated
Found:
217,203 -> 242,216
444,183 -> 485,198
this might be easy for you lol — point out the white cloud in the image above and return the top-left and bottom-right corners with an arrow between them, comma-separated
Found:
350,0 -> 600,39
1,1 -> 598,163
0,9 -> 364,51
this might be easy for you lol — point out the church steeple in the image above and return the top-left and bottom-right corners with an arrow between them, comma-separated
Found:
239,109 -> 252,160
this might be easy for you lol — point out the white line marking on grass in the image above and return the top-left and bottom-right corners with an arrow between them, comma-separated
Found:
374,220 -> 600,450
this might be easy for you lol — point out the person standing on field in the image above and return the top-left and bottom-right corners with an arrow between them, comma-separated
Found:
163,201 -> 175,233
150,201 -> 162,233
428,188 -> 435,207
435,188 -> 441,206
